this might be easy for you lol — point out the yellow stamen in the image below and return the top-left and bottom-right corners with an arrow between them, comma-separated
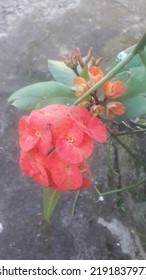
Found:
67,135 -> 74,143
35,131 -> 41,137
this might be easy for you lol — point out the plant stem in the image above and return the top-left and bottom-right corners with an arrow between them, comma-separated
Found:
94,186 -> 102,196
106,137 -> 119,175
133,32 -> 146,55
74,32 -> 146,105
101,178 -> 146,196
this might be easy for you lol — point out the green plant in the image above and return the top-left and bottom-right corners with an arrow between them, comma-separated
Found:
8,32 -> 146,222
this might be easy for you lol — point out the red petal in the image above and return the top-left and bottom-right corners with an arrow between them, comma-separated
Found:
19,135 -> 39,151
20,111 -> 52,154
19,151 -> 38,175
18,116 -> 29,135
69,106 -> 107,143
82,176 -> 91,188
46,152 -> 83,191
37,129 -> 52,155
39,104 -> 69,123
19,150 -> 49,182
56,138 -> 83,164
28,111 -> 48,131
53,164 -> 83,191
79,133 -> 93,159
51,116 -> 83,145
85,117 -> 107,142
33,166 -> 50,187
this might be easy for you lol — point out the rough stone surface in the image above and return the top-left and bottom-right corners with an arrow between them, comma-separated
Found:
1,0 -> 146,259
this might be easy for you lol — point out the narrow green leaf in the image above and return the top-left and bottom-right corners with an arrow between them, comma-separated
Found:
101,178 -> 146,196
43,188 -> 62,223
8,81 -> 76,111
106,138 -> 119,176
112,133 -> 146,169
71,191 -> 80,216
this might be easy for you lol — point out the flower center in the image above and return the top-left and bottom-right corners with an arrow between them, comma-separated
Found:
67,135 -> 74,143
35,130 -> 41,137
64,164 -> 69,172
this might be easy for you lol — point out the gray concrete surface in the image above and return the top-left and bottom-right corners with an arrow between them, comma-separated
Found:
1,0 -> 146,259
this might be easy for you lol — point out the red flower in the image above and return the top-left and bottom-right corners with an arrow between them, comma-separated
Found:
19,149 -> 50,186
69,106 -> 107,143
102,81 -> 125,98
78,133 -> 94,160
51,116 -> 93,164
107,101 -> 126,118
18,103 -> 108,190
19,111 -> 52,155
39,104 -> 69,123
46,152 -> 89,191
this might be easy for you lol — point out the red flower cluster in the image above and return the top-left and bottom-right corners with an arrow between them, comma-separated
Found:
19,104 -> 107,191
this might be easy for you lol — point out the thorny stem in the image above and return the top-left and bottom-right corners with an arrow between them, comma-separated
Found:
74,32 -> 146,105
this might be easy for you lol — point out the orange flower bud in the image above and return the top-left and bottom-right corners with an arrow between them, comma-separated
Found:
73,77 -> 87,86
91,105 -> 105,117
73,77 -> 89,97
102,81 -> 126,98
107,102 -> 126,118
88,65 -> 103,83
85,47 -> 93,64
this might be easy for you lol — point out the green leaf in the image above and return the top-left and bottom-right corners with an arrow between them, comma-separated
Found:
139,50 -> 146,67
8,81 -> 76,111
48,59 -> 76,87
80,65 -> 90,81
108,66 -> 146,121
43,188 -> 62,223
